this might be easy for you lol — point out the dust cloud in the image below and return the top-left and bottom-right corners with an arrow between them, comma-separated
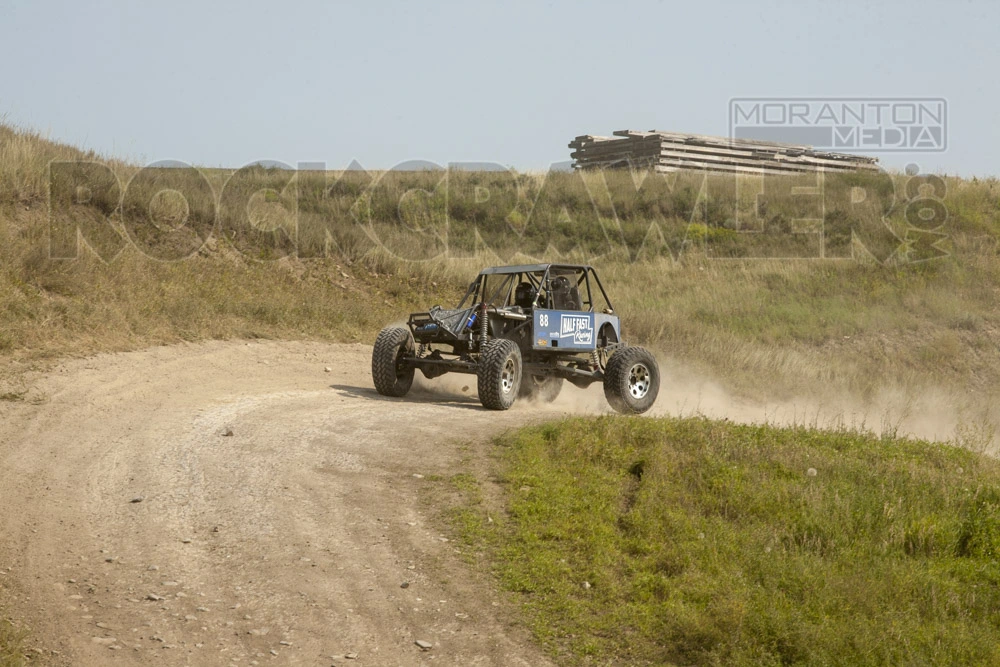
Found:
409,352 -> 997,453
470,361 -> 997,454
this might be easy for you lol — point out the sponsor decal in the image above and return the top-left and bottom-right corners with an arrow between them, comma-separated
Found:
559,314 -> 594,345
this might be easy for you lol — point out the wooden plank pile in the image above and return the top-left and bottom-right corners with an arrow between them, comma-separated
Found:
569,130 -> 879,175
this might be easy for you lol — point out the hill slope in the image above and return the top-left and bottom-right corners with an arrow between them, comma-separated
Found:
3,123 -> 1000,408
448,416 -> 1000,666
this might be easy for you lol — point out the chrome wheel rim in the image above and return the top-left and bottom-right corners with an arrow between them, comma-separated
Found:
628,363 -> 650,399
501,358 -> 516,393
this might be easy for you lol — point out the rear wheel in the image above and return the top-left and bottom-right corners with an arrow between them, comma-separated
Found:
603,346 -> 659,414
372,327 -> 415,397
519,374 -> 563,402
477,339 -> 522,410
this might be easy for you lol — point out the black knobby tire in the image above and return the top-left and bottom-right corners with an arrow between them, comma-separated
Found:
477,339 -> 522,410
518,374 -> 563,402
372,326 -> 415,397
603,346 -> 660,414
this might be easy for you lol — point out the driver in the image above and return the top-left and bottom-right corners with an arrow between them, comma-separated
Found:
514,281 -> 536,309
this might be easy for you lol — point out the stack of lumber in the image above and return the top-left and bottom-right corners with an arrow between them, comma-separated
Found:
569,130 -> 879,175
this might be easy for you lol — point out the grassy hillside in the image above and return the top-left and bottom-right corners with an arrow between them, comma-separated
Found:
447,416 -> 1000,666
0,125 -> 467,395
3,123 -> 999,405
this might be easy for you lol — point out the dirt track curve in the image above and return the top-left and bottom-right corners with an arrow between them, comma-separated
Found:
0,338 -> 974,666
0,340 -> 646,666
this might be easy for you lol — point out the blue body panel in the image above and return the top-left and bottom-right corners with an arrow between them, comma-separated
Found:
532,310 -> 620,351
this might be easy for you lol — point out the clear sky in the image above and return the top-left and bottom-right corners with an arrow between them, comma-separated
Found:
1,0 -> 996,175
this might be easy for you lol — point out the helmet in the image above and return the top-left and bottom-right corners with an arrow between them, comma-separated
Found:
514,281 -> 536,308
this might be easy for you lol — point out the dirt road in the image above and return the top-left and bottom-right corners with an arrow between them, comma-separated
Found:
0,341 -> 618,666
0,339 -> 979,667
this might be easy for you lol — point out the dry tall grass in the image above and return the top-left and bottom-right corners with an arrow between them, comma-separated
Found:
2,121 -> 999,407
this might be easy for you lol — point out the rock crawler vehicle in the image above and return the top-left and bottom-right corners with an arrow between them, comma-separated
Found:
371,264 -> 660,413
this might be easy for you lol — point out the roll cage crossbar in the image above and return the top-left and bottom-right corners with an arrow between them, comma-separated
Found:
457,264 -> 614,313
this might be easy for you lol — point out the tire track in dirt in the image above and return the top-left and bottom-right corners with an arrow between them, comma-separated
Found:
0,341 -> 583,666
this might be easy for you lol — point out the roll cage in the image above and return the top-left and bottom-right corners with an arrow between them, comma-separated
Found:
406,264 -> 615,344
459,264 -> 614,314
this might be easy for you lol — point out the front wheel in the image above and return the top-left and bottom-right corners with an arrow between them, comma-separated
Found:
372,326 -> 415,397
477,339 -> 522,410
603,346 -> 660,414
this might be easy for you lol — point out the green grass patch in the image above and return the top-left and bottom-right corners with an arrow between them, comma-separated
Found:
0,618 -> 26,667
460,416 -> 1000,666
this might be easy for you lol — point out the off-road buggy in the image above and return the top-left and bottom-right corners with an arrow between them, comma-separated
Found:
371,264 -> 660,413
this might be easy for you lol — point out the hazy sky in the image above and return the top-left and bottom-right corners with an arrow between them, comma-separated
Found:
1,0 -> 996,175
